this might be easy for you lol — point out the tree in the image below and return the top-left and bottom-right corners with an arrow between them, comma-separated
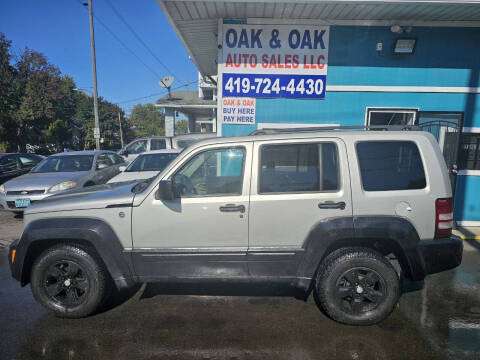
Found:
74,92 -> 133,151
45,119 -> 71,152
0,33 -> 17,151
175,119 -> 188,134
0,33 -> 134,153
12,48 -> 65,151
130,103 -> 165,137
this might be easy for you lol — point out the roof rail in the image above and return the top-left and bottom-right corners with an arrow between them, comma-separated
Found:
249,125 -> 421,135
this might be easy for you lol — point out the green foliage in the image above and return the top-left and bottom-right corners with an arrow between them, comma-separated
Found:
45,119 -> 71,152
0,33 -> 17,151
130,103 -> 165,137
0,33 -> 140,154
175,119 -> 188,134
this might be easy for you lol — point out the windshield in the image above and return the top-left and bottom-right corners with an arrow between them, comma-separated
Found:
32,155 -> 94,173
126,153 -> 178,172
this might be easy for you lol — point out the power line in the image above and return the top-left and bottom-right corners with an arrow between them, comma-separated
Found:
115,79 -> 199,105
104,0 -> 181,82
75,0 -> 161,78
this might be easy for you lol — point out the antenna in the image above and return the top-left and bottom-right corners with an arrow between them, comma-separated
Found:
159,76 -> 174,98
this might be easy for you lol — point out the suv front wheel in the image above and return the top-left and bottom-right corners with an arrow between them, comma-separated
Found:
315,247 -> 400,325
30,244 -> 108,318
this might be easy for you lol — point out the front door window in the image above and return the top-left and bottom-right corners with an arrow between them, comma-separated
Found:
172,147 -> 245,197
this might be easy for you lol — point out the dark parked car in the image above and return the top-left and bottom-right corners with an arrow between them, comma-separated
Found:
0,153 -> 44,185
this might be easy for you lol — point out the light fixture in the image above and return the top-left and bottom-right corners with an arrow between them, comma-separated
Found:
390,25 -> 413,34
393,38 -> 416,54
390,25 -> 403,34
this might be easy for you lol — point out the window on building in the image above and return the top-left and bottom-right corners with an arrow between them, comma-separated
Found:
357,141 -> 426,191
459,134 -> 480,170
259,143 -> 339,193
367,108 -> 418,127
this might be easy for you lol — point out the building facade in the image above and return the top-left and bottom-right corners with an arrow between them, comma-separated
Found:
158,0 -> 480,225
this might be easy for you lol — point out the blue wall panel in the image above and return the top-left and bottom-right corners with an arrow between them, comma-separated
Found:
223,91 -> 480,135
454,176 -> 480,223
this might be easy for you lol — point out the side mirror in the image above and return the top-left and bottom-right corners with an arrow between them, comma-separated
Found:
155,180 -> 175,201
119,165 -> 126,172
96,163 -> 108,170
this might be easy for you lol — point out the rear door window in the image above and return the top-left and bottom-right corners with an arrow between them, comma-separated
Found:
259,143 -> 339,193
126,140 -> 147,154
356,141 -> 426,191
0,155 -> 18,169
150,139 -> 167,150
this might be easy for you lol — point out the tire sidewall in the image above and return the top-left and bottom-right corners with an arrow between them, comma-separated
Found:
318,250 -> 400,325
31,245 -> 104,318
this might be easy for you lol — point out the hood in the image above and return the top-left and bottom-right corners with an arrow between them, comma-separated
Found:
107,171 -> 158,184
4,171 -> 89,192
25,182 -> 136,214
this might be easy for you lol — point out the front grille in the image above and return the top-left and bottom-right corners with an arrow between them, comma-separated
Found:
7,190 -> 45,195
7,200 -> 37,209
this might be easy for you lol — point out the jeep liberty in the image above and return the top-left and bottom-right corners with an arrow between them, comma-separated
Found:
8,129 -> 462,325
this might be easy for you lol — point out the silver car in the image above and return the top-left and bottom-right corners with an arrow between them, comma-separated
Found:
0,150 -> 126,212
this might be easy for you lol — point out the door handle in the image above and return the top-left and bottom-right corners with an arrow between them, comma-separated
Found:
219,204 -> 245,213
318,201 -> 346,210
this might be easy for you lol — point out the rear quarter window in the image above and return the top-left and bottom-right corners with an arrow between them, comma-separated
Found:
356,141 -> 426,191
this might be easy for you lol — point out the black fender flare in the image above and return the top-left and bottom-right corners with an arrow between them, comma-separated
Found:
12,217 -> 135,290
295,216 -> 425,292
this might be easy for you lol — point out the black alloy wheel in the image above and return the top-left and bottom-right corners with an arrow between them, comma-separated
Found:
43,260 -> 90,307
314,247 -> 400,325
334,267 -> 386,315
31,244 -> 109,318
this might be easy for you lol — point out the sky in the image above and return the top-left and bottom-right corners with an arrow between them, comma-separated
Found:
0,0 -> 199,114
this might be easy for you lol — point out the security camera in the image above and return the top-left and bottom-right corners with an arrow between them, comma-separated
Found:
390,25 -> 403,34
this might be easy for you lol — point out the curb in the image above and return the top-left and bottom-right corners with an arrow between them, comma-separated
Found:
453,232 -> 480,241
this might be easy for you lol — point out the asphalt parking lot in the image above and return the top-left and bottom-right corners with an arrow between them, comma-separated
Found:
0,211 -> 479,360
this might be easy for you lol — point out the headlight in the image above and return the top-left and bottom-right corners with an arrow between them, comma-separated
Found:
48,181 -> 77,193
0,184 -> 5,195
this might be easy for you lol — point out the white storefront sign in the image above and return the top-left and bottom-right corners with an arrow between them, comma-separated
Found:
221,97 -> 256,125
220,24 -> 329,100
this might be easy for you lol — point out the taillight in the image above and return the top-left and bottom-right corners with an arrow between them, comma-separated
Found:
435,198 -> 453,238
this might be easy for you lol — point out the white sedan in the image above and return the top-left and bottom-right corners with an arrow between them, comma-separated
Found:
107,149 -> 181,184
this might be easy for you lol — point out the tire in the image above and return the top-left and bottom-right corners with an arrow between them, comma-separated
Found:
314,247 -> 400,325
30,244 -> 108,318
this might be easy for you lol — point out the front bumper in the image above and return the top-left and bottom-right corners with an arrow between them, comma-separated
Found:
0,193 -> 49,212
418,236 -> 463,276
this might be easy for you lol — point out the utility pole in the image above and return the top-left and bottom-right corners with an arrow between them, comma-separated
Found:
118,112 -> 124,148
87,0 -> 101,150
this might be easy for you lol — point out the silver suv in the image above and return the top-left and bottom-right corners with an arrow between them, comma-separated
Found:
8,129 -> 462,325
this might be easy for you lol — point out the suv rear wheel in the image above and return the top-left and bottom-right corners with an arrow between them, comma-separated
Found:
30,244 -> 108,318
314,247 -> 400,325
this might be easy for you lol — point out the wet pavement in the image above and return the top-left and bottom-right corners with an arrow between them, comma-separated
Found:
0,211 -> 479,360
